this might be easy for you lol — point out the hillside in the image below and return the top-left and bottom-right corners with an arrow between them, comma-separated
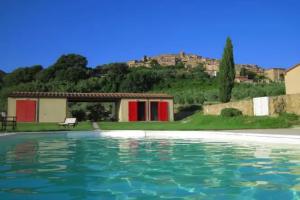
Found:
0,54 -> 285,112
127,51 -> 286,82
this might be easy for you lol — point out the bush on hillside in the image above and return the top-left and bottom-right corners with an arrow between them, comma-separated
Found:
220,108 -> 243,117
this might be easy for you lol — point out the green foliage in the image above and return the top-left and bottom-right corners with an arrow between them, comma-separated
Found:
239,67 -> 257,80
120,68 -> 159,92
3,65 -> 42,86
149,60 -> 160,68
0,53 -> 287,113
219,37 -> 235,102
240,68 -> 247,76
220,108 -> 243,117
37,54 -> 89,82
86,103 -> 110,122
0,70 -> 6,89
100,112 -> 297,130
175,61 -> 185,69
232,83 -> 285,100
53,54 -> 88,70
2,122 -> 93,132
279,112 -> 298,121
100,63 -> 129,92
71,109 -> 86,122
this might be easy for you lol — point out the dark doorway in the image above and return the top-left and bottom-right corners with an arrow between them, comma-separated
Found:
137,102 -> 146,121
150,102 -> 158,121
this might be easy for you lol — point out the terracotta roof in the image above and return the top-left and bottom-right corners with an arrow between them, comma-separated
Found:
9,92 -> 173,99
286,63 -> 300,73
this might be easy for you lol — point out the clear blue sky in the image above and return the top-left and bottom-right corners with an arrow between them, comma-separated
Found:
0,0 -> 299,72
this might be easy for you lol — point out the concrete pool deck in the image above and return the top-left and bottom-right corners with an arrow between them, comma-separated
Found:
99,128 -> 300,145
1,128 -> 300,145
223,127 -> 300,135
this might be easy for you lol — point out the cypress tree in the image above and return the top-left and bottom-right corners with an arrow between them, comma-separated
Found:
218,37 -> 235,103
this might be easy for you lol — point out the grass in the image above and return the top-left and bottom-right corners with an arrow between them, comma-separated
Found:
1,113 -> 298,132
0,121 -> 93,132
99,112 -> 300,130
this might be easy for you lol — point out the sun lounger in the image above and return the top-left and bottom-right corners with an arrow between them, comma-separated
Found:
58,118 -> 77,128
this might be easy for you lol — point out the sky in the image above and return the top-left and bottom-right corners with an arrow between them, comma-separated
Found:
0,0 -> 299,72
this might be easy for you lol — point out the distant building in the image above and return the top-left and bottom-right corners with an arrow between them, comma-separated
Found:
127,51 -> 220,76
285,64 -> 300,94
127,52 -> 274,81
264,68 -> 286,82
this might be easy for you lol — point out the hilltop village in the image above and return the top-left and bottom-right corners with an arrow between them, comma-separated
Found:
127,51 -> 286,83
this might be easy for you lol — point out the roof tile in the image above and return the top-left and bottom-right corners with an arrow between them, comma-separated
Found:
9,92 -> 173,99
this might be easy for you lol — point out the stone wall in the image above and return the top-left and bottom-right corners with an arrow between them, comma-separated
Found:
264,68 -> 285,82
203,94 -> 300,116
203,99 -> 253,116
269,94 -> 300,115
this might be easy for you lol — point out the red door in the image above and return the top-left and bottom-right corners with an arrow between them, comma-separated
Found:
16,100 -> 36,122
158,101 -> 169,121
128,101 -> 138,121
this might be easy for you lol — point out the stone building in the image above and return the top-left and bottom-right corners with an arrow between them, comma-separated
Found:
127,51 -> 221,76
264,68 -> 286,82
285,63 -> 300,94
127,51 -> 285,82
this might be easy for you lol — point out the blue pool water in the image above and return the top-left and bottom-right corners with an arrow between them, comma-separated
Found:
0,132 -> 300,199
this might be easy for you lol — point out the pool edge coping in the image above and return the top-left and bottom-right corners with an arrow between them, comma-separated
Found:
2,129 -> 300,145
99,130 -> 300,144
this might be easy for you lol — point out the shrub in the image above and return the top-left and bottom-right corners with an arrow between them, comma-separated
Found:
279,113 -> 299,121
86,103 -> 110,121
194,94 -> 206,104
71,109 -> 86,122
221,108 -> 243,117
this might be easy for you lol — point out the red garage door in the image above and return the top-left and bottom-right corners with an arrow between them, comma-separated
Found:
128,101 -> 138,121
158,101 -> 169,121
16,100 -> 36,122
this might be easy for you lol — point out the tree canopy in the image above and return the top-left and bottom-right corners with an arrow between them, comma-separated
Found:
3,65 -> 43,86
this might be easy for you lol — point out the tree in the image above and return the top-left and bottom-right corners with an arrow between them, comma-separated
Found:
0,70 -> 6,89
3,65 -> 43,86
87,103 -> 110,121
37,54 -> 89,82
120,69 -> 158,92
100,63 -> 129,92
218,37 -> 235,103
149,60 -> 160,68
52,54 -> 88,70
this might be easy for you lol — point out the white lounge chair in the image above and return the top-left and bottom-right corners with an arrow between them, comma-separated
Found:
58,118 -> 77,128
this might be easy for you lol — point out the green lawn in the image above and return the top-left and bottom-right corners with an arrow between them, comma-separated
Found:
1,121 -> 93,132
1,113 -> 298,132
99,112 -> 300,130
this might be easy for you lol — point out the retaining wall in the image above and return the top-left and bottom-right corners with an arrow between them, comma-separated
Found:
203,99 -> 253,115
203,94 -> 300,116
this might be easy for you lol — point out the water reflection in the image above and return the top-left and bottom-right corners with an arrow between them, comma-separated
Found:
0,134 -> 300,199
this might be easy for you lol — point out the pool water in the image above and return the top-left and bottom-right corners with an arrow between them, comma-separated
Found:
1,132 -> 300,199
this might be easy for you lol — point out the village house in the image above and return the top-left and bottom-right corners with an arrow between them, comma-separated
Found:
285,63 -> 300,94
264,68 -> 286,82
127,52 -> 280,81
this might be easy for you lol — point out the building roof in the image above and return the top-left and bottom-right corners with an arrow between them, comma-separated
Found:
265,68 -> 286,71
286,63 -> 300,73
9,92 -> 173,101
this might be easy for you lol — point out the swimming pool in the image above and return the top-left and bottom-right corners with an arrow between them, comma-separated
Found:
0,132 -> 300,199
